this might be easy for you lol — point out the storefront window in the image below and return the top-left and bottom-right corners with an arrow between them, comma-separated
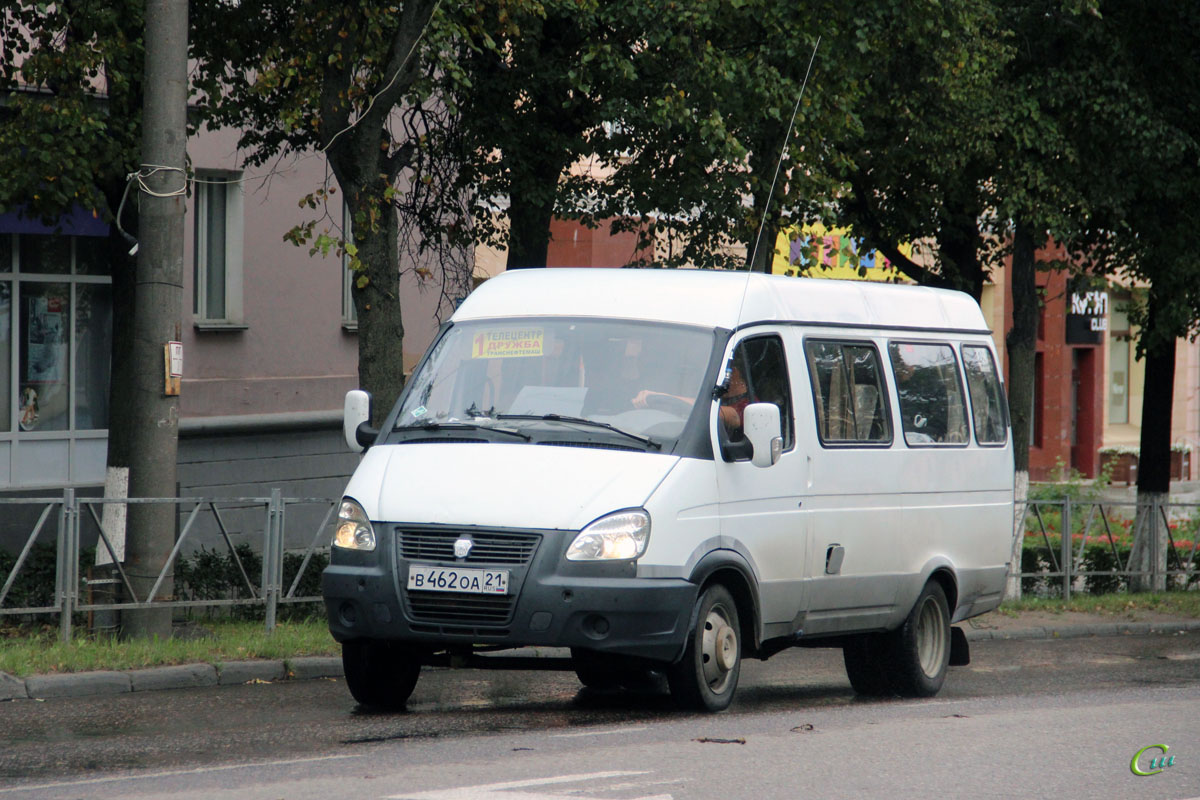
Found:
20,234 -> 70,274
19,282 -> 70,431
75,237 -> 108,275
75,283 -> 111,430
0,232 -> 111,488
0,281 -> 10,432
1109,299 -> 1131,425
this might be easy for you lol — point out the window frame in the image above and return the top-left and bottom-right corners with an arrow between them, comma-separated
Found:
192,170 -> 245,328
804,337 -> 894,449
887,339 -> 970,449
718,333 -> 796,461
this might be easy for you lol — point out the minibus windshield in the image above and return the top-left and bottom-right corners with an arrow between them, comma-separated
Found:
393,318 -> 715,450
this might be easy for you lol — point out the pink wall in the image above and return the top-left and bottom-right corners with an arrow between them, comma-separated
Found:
182,129 -> 449,418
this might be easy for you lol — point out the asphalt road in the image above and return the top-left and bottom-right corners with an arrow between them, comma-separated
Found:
1,633 -> 1198,799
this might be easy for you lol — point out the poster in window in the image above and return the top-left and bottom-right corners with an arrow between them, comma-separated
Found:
27,294 -> 66,384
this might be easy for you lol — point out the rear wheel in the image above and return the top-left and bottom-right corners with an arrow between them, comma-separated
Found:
341,639 -> 422,710
842,633 -> 891,696
667,584 -> 741,712
887,580 -> 951,697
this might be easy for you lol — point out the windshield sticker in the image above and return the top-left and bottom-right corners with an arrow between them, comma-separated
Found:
411,405 -> 427,419
472,328 -> 544,359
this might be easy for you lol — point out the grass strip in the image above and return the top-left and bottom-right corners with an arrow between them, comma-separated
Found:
0,619 -> 338,678
998,591 -> 1200,617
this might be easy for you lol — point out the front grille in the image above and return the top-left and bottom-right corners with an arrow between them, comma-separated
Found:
397,529 -> 540,565
406,592 -> 516,627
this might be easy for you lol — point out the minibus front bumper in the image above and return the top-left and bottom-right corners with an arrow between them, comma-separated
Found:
321,524 -> 698,663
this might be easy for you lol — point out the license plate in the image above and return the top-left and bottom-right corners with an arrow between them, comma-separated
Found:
406,565 -> 509,595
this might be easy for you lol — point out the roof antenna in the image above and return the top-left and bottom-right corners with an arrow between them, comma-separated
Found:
731,35 -> 820,352
746,35 -> 821,274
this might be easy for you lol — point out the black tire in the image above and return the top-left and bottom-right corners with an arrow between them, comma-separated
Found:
886,580 -> 951,697
842,633 -> 891,696
341,639 -> 422,710
667,584 -> 741,712
571,648 -> 660,691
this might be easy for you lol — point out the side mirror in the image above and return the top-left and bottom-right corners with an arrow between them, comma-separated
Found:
743,402 -> 783,468
343,390 -> 377,452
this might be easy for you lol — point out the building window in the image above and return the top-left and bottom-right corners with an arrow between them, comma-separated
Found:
1109,298 -> 1130,425
341,202 -> 357,330
1033,352 -> 1044,449
193,171 -> 244,326
0,233 -> 112,488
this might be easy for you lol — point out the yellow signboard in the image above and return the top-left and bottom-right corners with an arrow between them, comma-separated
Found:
772,222 -> 914,283
471,328 -> 545,359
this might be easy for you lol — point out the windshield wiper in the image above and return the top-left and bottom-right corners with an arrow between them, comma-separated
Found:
496,413 -> 662,450
394,420 -> 531,441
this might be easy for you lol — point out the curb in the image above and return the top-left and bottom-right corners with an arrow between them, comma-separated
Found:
962,620 -> 1200,641
1,624 -> 1196,702
1,655 -> 345,702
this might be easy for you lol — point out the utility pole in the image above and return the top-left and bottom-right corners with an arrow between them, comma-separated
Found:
122,0 -> 188,639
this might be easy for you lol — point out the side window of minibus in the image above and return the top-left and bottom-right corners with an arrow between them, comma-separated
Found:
961,345 -> 1008,445
805,340 -> 891,445
887,342 -> 969,446
719,336 -> 794,457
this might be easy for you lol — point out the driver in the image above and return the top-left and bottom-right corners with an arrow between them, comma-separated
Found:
631,364 -> 748,437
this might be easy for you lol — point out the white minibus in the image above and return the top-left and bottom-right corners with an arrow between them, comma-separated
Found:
324,268 -> 1014,711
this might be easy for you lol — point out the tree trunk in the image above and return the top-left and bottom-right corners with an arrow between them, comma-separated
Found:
506,191 -> 555,269
348,193 -> 406,429
1131,306 -> 1175,592
1005,220 -> 1038,600
505,153 -> 563,270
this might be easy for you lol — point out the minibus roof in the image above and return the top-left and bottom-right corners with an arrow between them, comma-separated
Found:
453,268 -> 989,334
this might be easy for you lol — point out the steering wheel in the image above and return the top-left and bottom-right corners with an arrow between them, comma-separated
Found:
644,393 -> 694,416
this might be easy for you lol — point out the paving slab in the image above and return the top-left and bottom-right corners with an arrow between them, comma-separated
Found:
26,671 -> 131,699
0,671 -> 27,701
128,663 -> 219,692
217,660 -> 286,685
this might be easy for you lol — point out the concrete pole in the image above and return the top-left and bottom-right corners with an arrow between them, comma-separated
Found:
122,0 -> 188,639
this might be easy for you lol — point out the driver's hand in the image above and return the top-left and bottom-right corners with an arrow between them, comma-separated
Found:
631,389 -> 655,408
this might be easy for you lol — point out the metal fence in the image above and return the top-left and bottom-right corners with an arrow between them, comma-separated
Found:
1021,498 -> 1200,599
6,492 -> 1199,642
0,489 -> 337,642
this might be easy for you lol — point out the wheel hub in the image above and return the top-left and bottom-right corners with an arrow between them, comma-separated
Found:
700,606 -> 738,692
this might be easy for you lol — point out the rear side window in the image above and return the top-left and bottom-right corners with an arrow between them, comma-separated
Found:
888,342 -> 969,446
962,345 -> 1008,445
805,340 -> 891,445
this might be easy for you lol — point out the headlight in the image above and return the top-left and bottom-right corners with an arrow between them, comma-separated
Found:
333,498 -> 376,551
566,509 -> 650,561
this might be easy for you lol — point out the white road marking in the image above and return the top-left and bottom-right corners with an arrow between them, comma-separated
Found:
551,726 -> 649,738
384,770 -> 671,800
0,754 -> 363,794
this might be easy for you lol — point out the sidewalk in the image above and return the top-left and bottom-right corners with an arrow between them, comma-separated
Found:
2,609 -> 1197,702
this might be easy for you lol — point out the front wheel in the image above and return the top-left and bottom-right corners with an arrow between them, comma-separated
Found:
342,639 -> 422,710
571,648 -> 656,691
887,580 -> 951,697
667,584 -> 741,712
